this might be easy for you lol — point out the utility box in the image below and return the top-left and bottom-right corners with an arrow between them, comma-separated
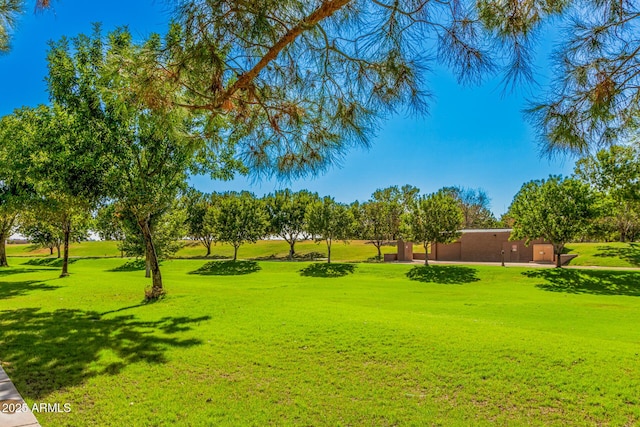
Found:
397,238 -> 413,261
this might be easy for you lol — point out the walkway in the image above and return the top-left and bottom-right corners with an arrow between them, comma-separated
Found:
405,259 -> 640,270
0,366 -> 40,427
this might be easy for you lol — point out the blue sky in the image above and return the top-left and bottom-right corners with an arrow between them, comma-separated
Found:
0,0 -> 575,216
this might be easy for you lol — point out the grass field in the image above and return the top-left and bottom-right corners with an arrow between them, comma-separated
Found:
5,239 -> 402,262
565,242 -> 640,268
8,239 -> 640,268
1,257 -> 639,425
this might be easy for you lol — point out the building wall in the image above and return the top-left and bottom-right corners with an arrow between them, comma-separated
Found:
430,230 -> 547,263
461,230 -> 511,262
434,241 -> 461,261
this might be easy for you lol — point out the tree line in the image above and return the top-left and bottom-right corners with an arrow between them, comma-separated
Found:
1,0 -> 638,298
0,182 -> 498,268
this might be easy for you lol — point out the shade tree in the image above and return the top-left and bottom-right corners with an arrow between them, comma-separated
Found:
527,0 -> 640,154
359,200 -> 392,260
264,189 -> 318,259
206,192 -> 268,261
508,176 -> 598,268
0,104 -> 100,276
574,146 -> 640,242
19,218 -> 61,257
0,115 -> 37,267
182,189 -> 220,257
402,190 -> 464,265
306,196 -> 353,264
442,186 -> 498,229
46,27 -> 243,298
117,202 -> 187,277
371,185 -> 420,241
18,196 -> 92,269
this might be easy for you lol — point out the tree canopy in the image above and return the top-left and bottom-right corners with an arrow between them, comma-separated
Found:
508,176 -> 598,267
574,146 -> 640,241
1,0 -> 52,51
402,190 -> 464,265
527,0 -> 640,154
306,196 -> 353,264
208,192 -> 268,261
442,186 -> 498,229
264,189 -> 317,259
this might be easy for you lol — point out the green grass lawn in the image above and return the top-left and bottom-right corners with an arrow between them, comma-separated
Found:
9,239 -> 640,268
565,242 -> 640,268
6,239 -> 402,262
1,257 -> 639,425
6,240 -> 124,258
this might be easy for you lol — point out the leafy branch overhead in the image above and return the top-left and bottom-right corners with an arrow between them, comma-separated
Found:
139,0 -> 577,178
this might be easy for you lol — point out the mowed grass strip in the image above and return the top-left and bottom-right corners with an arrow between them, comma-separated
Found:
9,239 -> 640,268
6,239 -> 401,262
566,242 -> 640,268
0,258 -> 639,425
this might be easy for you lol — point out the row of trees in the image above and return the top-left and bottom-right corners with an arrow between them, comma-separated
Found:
0,181 -> 494,272
4,143 -> 638,278
131,185 -> 492,263
2,0 -> 638,298
170,186 -> 469,265
504,145 -> 640,267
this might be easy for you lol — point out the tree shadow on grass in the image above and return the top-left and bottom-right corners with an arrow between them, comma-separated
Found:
253,251 -> 327,261
522,269 -> 640,296
299,263 -> 356,278
591,243 -> 640,267
109,259 -> 147,272
0,307 -> 210,399
176,254 -> 229,260
21,258 -> 78,267
189,260 -> 261,276
0,280 -> 61,300
406,265 -> 480,284
0,267 -> 56,276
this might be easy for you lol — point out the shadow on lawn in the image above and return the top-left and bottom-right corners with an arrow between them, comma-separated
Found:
591,243 -> 640,267
253,252 -> 326,261
406,265 -> 480,284
299,263 -> 356,278
523,269 -> 640,296
0,280 -> 61,300
0,267 -> 54,276
21,258 -> 78,267
189,260 -> 261,276
109,259 -> 149,272
0,307 -> 210,399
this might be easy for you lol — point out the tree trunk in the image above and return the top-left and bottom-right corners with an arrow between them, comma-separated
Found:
555,245 -> 562,268
376,243 -> 381,260
0,232 -> 8,267
145,255 -> 151,278
139,218 -> 164,299
205,244 -> 211,257
289,241 -> 295,259
620,227 -> 627,242
327,239 -> 331,264
56,244 -> 61,258
49,246 -> 54,255
424,244 -> 429,266
233,245 -> 239,261
60,220 -> 71,277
